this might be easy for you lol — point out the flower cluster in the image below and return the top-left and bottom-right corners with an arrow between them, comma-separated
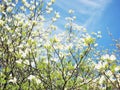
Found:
0,0 -> 120,90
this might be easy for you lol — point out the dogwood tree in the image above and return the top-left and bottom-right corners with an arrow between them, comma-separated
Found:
0,0 -> 120,90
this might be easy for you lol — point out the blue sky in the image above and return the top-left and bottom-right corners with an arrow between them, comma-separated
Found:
52,0 -> 120,49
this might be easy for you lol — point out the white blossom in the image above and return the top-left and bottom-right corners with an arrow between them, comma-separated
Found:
7,6 -> 13,12
36,78 -> 41,84
16,59 -> 22,64
47,2 -> 52,6
0,20 -> 4,26
101,54 -> 109,60
99,75 -> 105,84
30,5 -> 35,11
55,12 -> 60,18
98,31 -> 101,34
46,7 -> 53,14
9,48 -> 13,52
23,60 -> 29,65
101,54 -> 116,61
105,70 -> 112,76
68,9 -> 74,14
15,0 -> 18,3
52,17 -> 57,22
109,76 -> 116,82
9,77 -> 17,84
97,35 -> 102,38
28,75 -> 41,84
22,52 -> 26,58
20,6 -> 26,11
52,58 -> 59,62
95,61 -> 108,70
28,75 -> 36,80
115,66 -> 120,72
94,43 -> 98,47
39,15 -> 45,21
110,55 -> 116,61
51,0 -> 55,3
73,16 -> 76,20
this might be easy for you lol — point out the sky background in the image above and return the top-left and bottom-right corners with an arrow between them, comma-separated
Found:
52,0 -> 120,50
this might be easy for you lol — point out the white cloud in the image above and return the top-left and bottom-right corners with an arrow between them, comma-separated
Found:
78,0 -> 112,29
53,0 -> 112,31
78,0 -> 112,14
79,0 -> 101,8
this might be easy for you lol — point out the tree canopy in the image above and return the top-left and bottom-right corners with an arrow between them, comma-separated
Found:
0,0 -> 120,90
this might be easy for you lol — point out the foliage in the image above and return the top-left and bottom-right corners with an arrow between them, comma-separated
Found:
0,0 -> 120,90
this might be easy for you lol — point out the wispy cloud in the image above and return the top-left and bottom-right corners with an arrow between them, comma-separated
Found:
53,0 -> 112,31
78,0 -> 112,29
79,0 -> 102,8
